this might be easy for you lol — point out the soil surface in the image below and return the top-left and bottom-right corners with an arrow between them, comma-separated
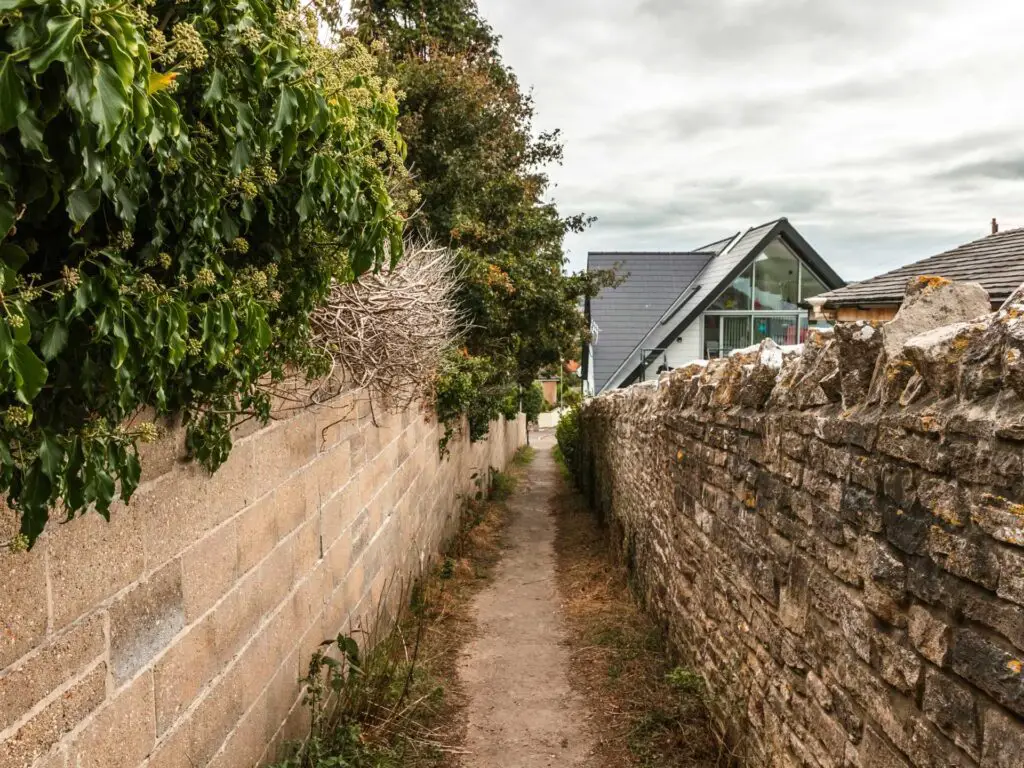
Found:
458,432 -> 594,767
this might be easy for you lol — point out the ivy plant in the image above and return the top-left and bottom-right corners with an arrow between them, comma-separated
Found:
0,0 -> 405,543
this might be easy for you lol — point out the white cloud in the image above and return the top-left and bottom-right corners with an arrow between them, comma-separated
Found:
476,0 -> 1024,281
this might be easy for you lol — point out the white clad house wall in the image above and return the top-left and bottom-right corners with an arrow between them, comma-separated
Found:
643,321 -> 702,380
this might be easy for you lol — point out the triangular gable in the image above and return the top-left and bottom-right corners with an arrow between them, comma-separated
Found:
600,218 -> 844,392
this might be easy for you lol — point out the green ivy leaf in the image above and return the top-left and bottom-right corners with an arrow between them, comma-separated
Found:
38,432 -> 64,481
0,243 -> 28,271
272,87 -> 298,134
0,318 -> 12,359
111,321 -> 129,369
0,57 -> 28,132
40,320 -> 68,360
204,68 -> 226,104
89,61 -> 129,147
11,343 -> 48,403
104,33 -> 134,89
67,187 -> 101,228
0,197 -> 14,242
28,15 -> 83,74
119,451 -> 140,502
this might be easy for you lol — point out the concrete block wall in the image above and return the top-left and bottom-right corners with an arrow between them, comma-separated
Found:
578,282 -> 1024,767
0,395 -> 526,768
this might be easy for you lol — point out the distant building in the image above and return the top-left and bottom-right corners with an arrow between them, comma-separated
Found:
814,222 -> 1024,322
584,218 -> 845,394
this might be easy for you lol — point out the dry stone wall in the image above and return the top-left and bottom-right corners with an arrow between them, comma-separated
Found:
578,279 -> 1024,767
0,395 -> 525,768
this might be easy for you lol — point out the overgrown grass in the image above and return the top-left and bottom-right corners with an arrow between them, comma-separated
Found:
512,445 -> 536,466
270,476 -> 519,768
553,479 -> 737,767
488,470 -> 518,502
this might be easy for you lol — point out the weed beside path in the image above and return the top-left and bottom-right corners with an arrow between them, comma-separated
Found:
552,464 -> 734,767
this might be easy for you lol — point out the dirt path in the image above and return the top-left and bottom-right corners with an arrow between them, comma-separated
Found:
458,433 -> 594,768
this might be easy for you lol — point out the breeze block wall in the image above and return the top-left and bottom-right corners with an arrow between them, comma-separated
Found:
0,394 -> 526,768
578,279 -> 1024,767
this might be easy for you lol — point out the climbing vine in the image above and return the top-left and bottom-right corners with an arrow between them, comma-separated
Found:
0,0 -> 406,542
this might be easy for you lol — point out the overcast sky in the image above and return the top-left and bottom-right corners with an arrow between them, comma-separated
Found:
475,0 -> 1024,281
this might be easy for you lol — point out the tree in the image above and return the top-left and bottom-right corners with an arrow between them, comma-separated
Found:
350,0 -> 615,439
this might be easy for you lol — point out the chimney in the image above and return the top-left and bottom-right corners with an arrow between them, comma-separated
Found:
992,217 -> 999,235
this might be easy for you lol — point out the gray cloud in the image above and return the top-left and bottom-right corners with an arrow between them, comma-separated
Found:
933,155 -> 1024,182
633,0 -> 951,64
475,0 -> 1024,281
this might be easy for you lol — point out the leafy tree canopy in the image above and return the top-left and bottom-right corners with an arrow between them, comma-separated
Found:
350,0 -> 615,438
0,0 -> 405,541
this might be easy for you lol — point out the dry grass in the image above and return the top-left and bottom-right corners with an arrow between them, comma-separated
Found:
552,483 -> 736,768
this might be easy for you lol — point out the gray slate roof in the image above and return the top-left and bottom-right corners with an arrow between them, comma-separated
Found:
819,227 -> 1024,308
587,252 -> 712,392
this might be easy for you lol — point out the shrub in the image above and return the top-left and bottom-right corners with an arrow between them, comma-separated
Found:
555,405 -> 580,484
0,0 -> 405,541
521,381 -> 545,426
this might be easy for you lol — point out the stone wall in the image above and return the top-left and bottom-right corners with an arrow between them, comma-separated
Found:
0,394 -> 526,768
578,279 -> 1024,767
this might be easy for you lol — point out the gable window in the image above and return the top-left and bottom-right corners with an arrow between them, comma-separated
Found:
753,240 -> 800,310
701,236 -> 830,358
710,265 -> 752,310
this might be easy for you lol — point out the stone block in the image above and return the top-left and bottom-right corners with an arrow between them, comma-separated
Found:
997,547 -> 1024,608
922,667 -> 978,755
237,493 -> 279,576
182,522 -> 240,622
68,670 -> 156,768
958,591 -> 1024,653
948,627 -> 1024,717
151,672 -> 243,768
926,526 -> 1000,591
0,521 -> 48,670
250,414 -> 317,500
212,568 -> 269,668
873,631 -> 922,694
969,493 -> 1024,548
207,694 -> 268,768
313,393 -> 358,453
980,705 -> 1024,767
153,615 -> 217,735
49,504 -> 145,631
859,726 -> 911,768
0,663 -> 105,768
907,604 -> 951,666
0,613 -> 105,732
139,442 -> 255,570
109,560 -> 185,685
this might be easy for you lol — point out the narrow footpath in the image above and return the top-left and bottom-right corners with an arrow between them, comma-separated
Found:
458,432 -> 594,767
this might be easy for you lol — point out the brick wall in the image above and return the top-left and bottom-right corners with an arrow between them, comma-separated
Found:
0,395 -> 526,768
578,288 -> 1024,767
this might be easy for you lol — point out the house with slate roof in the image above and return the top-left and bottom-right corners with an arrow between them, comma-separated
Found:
814,222 -> 1024,323
584,218 -> 845,395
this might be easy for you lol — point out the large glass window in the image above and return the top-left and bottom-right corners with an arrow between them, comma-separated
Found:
754,315 -> 800,346
753,240 -> 800,310
800,265 -> 828,302
701,235 -> 831,359
703,315 -> 721,358
722,316 -> 752,356
711,265 -> 752,310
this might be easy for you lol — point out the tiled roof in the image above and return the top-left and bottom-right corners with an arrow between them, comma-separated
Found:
587,251 -> 713,392
819,228 -> 1024,308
